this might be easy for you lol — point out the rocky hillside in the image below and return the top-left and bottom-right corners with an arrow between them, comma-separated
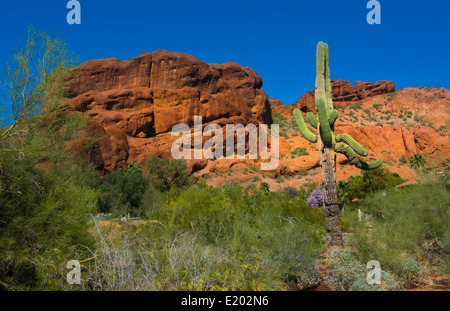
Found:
60,51 -> 450,190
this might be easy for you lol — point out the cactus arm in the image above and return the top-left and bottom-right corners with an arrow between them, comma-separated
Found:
306,112 -> 318,129
356,158 -> 384,170
294,108 -> 317,143
328,110 -> 338,126
335,133 -> 368,157
335,143 -> 359,165
336,143 -> 383,169
316,98 -> 333,146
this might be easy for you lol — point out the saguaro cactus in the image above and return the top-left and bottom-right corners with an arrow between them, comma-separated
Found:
294,42 -> 383,247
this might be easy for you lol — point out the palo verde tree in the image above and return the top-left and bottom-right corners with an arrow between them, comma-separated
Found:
293,42 -> 383,247
1,27 -> 76,142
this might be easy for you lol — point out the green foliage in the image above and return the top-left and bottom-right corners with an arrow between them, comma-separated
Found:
146,156 -> 194,192
250,163 -> 259,172
272,112 -> 287,128
322,250 -> 402,291
0,29 -> 99,290
410,154 -> 426,169
146,183 -> 326,289
372,103 -> 382,110
99,162 -> 149,217
279,131 -> 289,139
350,103 -> 362,110
399,154 -> 407,164
252,175 -> 262,182
0,122 -> 100,289
290,147 -> 309,156
1,27 -> 78,139
338,167 -> 407,204
260,182 -> 270,194
347,185 -> 449,279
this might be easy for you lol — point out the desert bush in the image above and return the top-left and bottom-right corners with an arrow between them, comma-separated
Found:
99,162 -> 149,217
321,250 -> 403,291
399,154 -> 407,164
78,221 -> 231,291
272,112 -> 286,127
339,167 -> 407,204
252,175 -> 262,182
146,156 -> 194,192
283,186 -> 298,198
348,184 -> 449,279
290,147 -> 309,156
71,183 -> 326,291
250,163 -> 259,172
276,176 -> 284,183
260,182 -> 270,194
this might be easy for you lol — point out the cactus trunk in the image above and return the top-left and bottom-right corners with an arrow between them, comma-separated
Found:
319,141 -> 343,246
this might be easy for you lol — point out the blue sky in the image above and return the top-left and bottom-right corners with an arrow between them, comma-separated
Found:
1,0 -> 449,105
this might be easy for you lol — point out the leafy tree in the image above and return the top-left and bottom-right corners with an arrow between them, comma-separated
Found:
338,167 -> 407,206
1,27 -> 77,143
146,156 -> 193,192
0,28 -> 96,290
99,162 -> 149,217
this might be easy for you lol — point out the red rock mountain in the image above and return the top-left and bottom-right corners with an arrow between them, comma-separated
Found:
62,50 -> 271,171
60,51 -> 450,189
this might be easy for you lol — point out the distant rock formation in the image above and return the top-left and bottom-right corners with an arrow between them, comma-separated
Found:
295,79 -> 395,112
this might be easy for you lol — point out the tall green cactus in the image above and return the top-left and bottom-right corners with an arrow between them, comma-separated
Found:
293,42 -> 384,247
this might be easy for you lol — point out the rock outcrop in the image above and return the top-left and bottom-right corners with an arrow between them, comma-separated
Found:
295,79 -> 395,112
61,50 -> 272,171
269,98 -> 284,107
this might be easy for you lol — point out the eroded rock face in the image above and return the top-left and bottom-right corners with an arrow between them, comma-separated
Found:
62,51 -> 271,171
64,51 -> 271,136
355,80 -> 395,99
269,98 -> 284,107
295,80 -> 395,112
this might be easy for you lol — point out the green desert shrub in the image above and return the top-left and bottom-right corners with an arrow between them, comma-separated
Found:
338,167 -> 407,204
348,184 -> 449,279
252,175 -> 262,182
321,250 -> 403,291
290,147 -> 309,156
146,156 -> 194,192
399,154 -> 407,164
272,112 -> 286,127
99,162 -> 149,217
